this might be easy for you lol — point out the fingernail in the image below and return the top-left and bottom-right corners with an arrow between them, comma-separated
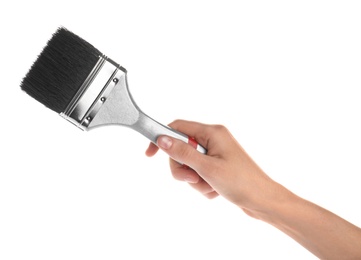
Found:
184,176 -> 197,183
158,136 -> 173,150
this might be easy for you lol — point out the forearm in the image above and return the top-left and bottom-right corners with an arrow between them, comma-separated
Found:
151,122 -> 361,258
250,182 -> 361,259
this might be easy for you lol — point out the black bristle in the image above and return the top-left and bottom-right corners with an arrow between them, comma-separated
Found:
20,27 -> 102,113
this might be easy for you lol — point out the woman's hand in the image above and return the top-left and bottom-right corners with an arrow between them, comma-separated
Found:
145,119 -> 361,259
145,119 -> 281,214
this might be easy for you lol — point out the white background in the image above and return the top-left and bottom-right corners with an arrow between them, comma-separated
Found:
1,1 -> 361,259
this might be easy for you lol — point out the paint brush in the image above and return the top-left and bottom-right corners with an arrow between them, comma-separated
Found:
21,27 -> 206,154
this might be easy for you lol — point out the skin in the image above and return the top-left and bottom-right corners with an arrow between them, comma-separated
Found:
145,120 -> 361,259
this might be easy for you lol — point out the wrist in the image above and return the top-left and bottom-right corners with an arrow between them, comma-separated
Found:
240,180 -> 299,223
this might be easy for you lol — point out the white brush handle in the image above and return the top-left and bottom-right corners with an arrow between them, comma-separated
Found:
132,111 -> 207,154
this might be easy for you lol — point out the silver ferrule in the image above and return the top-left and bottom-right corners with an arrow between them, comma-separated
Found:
60,55 -> 126,130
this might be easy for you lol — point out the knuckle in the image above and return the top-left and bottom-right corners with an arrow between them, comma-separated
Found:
204,191 -> 218,199
206,124 -> 228,136
168,119 -> 182,129
177,145 -> 193,161
204,124 -> 231,146
213,124 -> 228,133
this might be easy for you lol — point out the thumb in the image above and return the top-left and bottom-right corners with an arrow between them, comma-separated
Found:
157,135 -> 206,171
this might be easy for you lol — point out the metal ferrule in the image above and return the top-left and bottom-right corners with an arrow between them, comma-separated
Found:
60,55 -> 126,130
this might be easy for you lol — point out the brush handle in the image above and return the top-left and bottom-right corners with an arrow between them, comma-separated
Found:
81,68 -> 206,154
133,112 -> 207,154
